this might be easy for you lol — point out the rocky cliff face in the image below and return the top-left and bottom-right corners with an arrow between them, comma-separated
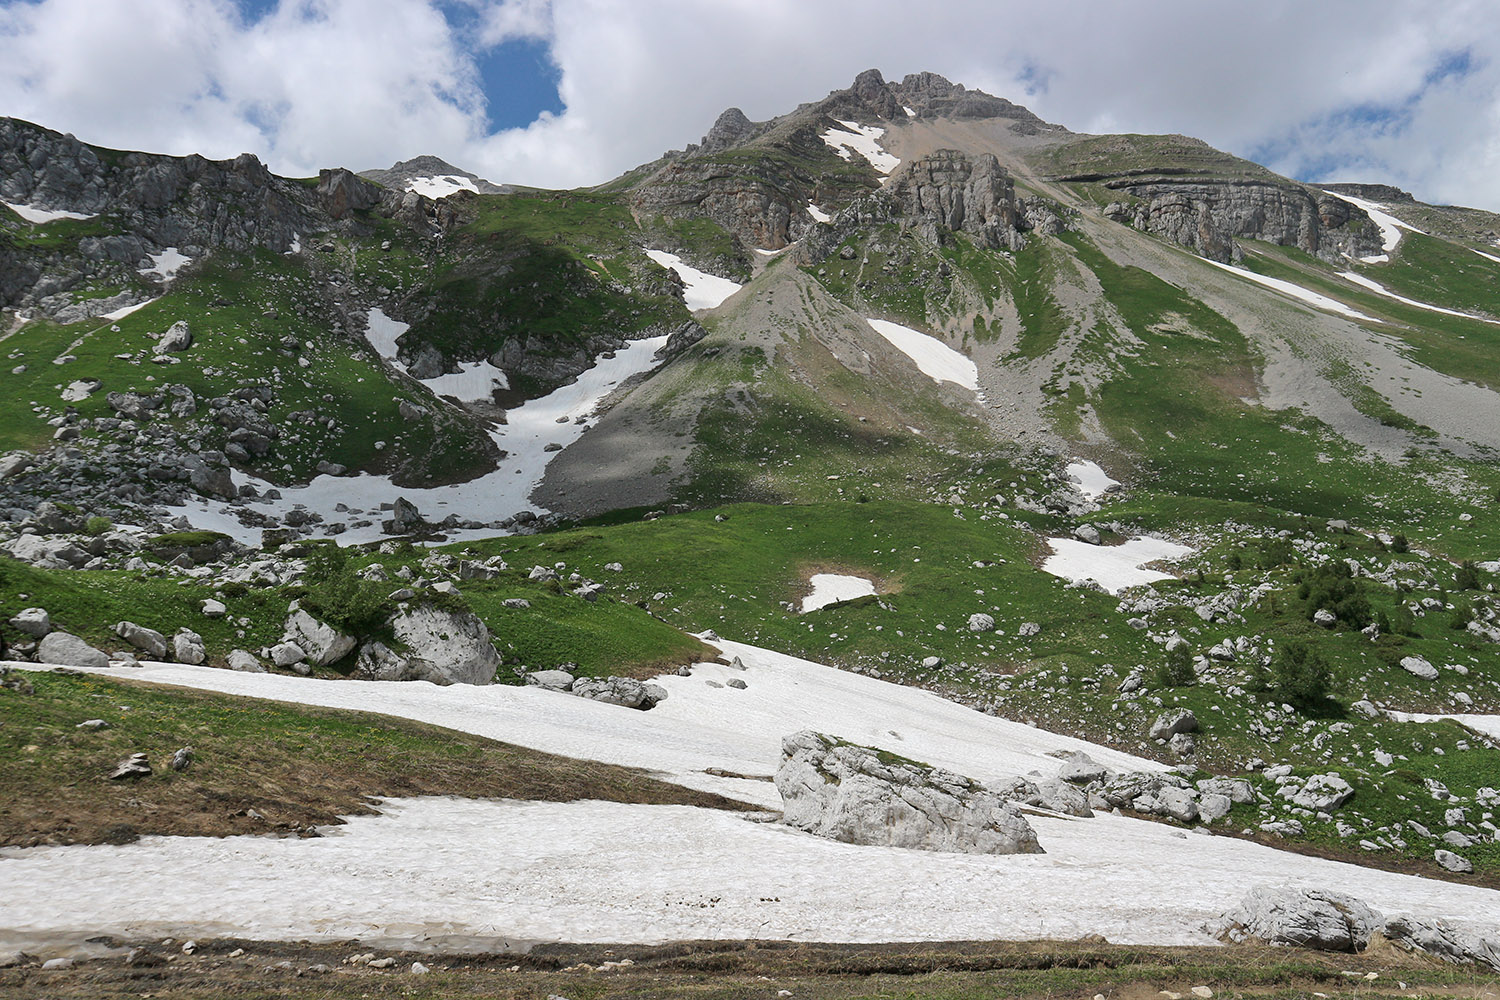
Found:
887,149 -> 1021,249
0,118 -> 451,313
1101,177 -> 1385,263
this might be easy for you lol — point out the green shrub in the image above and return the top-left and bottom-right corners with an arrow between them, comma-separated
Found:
298,545 -> 391,638
1456,560 -> 1481,591
1151,642 -> 1196,688
1391,533 -> 1409,553
84,516 -> 113,536
1297,562 -> 1371,629
1269,640 -> 1333,713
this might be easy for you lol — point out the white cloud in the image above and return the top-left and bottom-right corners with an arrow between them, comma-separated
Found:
2,0 -> 1499,211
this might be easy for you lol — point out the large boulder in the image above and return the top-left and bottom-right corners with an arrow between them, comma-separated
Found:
282,610 -> 356,667
9,607 -> 51,637
1149,708 -> 1199,741
114,621 -> 168,660
155,320 -> 192,353
173,628 -> 206,665
1278,773 -> 1355,812
1218,887 -> 1380,952
775,730 -> 1043,855
376,603 -> 501,685
37,632 -> 109,669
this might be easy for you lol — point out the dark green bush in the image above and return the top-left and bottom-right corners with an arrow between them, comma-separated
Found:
1151,642 -> 1196,688
1269,640 -> 1333,713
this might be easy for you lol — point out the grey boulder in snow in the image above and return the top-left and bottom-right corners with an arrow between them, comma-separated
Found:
775,730 -> 1043,855
351,604 -> 501,685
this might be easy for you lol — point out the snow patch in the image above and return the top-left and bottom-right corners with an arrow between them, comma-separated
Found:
1321,190 -> 1423,254
1473,248 -> 1500,265
405,175 -> 479,199
139,247 -> 191,282
421,360 -> 509,401
1338,271 -> 1499,323
1042,536 -> 1194,594
60,380 -> 97,402
1205,260 -> 1377,322
1065,460 -> 1119,501
644,250 -> 742,310
806,203 -> 832,224
1390,712 -> 1500,740
100,297 -> 159,322
903,105 -> 917,117
866,318 -> 979,391
801,573 -> 876,612
2,201 -> 93,223
820,120 -> 900,175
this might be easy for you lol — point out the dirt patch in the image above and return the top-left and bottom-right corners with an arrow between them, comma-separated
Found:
0,670 -> 755,848
3,935 -> 1489,999
1205,361 -> 1262,402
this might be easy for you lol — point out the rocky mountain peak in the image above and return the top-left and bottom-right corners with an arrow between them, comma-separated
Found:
359,155 -> 507,195
699,107 -> 760,152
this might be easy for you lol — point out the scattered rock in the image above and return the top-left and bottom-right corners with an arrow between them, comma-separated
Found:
1400,656 -> 1438,681
967,613 -> 995,632
114,621 -> 168,659
1434,849 -> 1474,874
1217,886 -> 1379,951
173,628 -> 206,665
526,669 -> 575,691
155,320 -> 192,353
171,747 -> 193,771
227,649 -> 265,672
283,610 -> 356,667
108,752 -> 153,780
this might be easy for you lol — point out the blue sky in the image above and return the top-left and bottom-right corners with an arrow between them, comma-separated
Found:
2,0 -> 1498,210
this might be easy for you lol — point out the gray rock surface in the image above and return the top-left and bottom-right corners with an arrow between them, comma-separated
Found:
227,649 -> 264,672
571,676 -> 668,710
1149,708 -> 1199,741
283,610 -> 356,667
526,669 -> 576,691
1218,886 -> 1381,951
9,607 -> 51,637
775,730 -> 1044,855
173,628 -> 206,665
37,631 -> 109,668
114,621 -> 167,659
379,603 -> 501,685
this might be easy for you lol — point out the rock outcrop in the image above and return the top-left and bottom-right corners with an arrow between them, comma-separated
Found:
1218,886 -> 1500,971
775,730 -> 1043,855
886,150 -> 1022,250
351,602 -> 501,685
1100,178 -> 1384,263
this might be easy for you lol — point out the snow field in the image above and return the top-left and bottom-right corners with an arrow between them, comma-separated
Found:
820,120 -> 900,175
1042,536 -> 1195,594
6,642 -> 1499,949
806,203 -> 832,223
866,318 -> 979,391
6,796 -> 1498,949
800,573 -> 876,612
1205,260 -> 1377,322
644,250 -> 743,310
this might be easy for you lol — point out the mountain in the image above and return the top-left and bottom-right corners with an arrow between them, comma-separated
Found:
4,69 -> 1500,973
358,154 -> 510,197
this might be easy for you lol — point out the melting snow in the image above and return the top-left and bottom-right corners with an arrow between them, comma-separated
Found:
1321,190 -> 1424,256
139,247 -> 191,282
866,318 -> 979,391
806,203 -> 832,223
5,644 -> 1497,948
1205,260 -> 1377,322
903,105 -> 917,117
405,175 -> 479,199
801,573 -> 876,612
100,297 -> 159,322
2,201 -> 94,223
1065,460 -> 1119,501
1338,271 -> 1500,324
644,249 -> 743,310
1042,536 -> 1194,594
1472,247 -> 1500,265
164,310 -> 670,545
1391,712 -> 1500,740
820,120 -> 900,175
421,360 -> 510,401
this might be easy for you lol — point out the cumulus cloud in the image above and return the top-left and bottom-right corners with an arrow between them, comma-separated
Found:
2,0 -> 1498,210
